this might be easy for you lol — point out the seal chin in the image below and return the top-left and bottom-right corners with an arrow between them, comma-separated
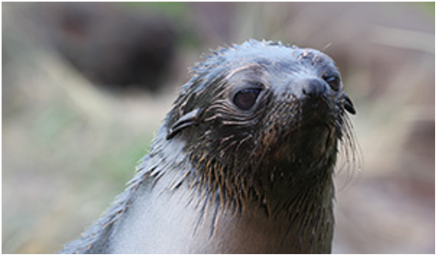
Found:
280,119 -> 336,163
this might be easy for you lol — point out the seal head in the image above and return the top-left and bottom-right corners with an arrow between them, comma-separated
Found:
166,40 -> 355,212
62,40 -> 356,254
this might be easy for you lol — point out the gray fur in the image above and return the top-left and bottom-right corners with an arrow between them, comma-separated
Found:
61,39 -> 356,253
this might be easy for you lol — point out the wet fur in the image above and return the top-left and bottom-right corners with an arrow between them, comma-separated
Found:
61,39 -> 356,253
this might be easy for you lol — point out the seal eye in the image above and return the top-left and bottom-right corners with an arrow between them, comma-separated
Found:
233,88 -> 261,110
323,75 -> 340,91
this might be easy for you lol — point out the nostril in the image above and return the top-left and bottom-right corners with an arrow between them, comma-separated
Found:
302,79 -> 327,98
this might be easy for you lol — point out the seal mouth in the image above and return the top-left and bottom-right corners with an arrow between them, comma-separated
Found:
299,121 -> 331,131
299,97 -> 335,127
300,111 -> 333,128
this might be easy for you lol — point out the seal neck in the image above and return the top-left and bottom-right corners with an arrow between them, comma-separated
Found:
182,146 -> 336,219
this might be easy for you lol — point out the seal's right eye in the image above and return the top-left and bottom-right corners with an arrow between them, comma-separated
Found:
233,88 -> 262,110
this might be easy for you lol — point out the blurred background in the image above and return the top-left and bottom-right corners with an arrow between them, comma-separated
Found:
2,2 -> 434,253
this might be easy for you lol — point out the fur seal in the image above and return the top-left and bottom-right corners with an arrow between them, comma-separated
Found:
62,39 -> 356,253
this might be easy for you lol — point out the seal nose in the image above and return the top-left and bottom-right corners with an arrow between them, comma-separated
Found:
302,78 -> 327,98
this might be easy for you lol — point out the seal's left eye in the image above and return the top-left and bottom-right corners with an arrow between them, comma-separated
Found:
323,75 -> 341,91
233,88 -> 261,110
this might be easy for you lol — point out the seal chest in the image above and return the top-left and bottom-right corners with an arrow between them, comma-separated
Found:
62,39 -> 356,254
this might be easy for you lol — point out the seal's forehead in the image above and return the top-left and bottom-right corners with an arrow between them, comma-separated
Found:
232,43 -> 334,66
188,40 -> 338,93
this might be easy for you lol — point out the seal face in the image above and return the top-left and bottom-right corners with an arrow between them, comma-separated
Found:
166,40 -> 355,208
62,39 -> 356,254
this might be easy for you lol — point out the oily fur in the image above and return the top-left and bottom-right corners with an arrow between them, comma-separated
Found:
62,39 -> 356,253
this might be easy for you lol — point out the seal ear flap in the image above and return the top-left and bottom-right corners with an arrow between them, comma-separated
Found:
167,108 -> 203,140
344,94 -> 356,115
